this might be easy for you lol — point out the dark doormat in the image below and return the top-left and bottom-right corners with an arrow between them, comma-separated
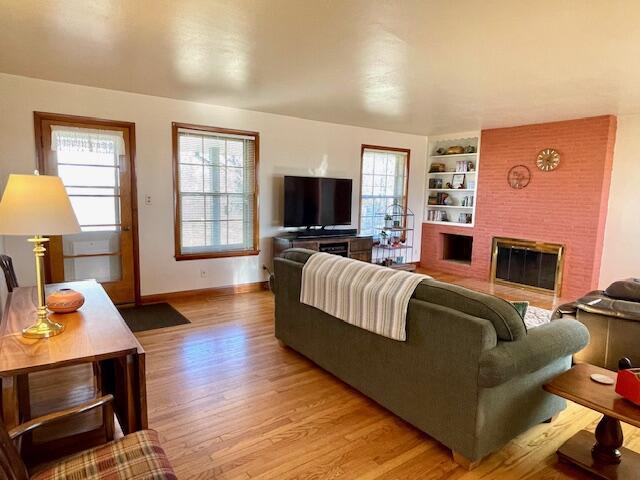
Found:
118,303 -> 191,333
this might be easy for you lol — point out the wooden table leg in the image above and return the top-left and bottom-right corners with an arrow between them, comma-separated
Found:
99,353 -> 147,435
592,415 -> 623,464
557,415 -> 640,479
16,374 -> 30,423
133,352 -> 148,430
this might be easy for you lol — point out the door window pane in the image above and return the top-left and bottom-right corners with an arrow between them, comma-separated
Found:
63,231 -> 120,256
69,196 -> 119,226
64,255 -> 122,282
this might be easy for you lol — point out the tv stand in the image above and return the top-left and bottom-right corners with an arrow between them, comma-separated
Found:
273,232 -> 372,262
295,227 -> 358,238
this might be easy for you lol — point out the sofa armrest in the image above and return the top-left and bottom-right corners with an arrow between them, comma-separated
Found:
478,318 -> 589,388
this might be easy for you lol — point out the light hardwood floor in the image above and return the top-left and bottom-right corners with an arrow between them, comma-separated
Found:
30,271 -> 639,479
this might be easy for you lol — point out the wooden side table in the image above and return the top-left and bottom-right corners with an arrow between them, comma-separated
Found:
544,363 -> 640,479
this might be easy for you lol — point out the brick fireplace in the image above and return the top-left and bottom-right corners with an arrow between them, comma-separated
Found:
420,115 -> 617,299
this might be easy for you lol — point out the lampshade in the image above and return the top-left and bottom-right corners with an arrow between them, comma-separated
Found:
0,174 -> 81,235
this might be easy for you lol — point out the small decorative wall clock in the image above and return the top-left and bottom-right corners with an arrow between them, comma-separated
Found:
536,148 -> 560,171
507,165 -> 531,189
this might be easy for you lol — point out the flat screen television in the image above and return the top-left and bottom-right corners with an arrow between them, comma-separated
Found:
284,176 -> 352,227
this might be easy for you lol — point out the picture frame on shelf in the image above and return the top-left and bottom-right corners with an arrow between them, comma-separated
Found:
428,178 -> 443,189
452,174 -> 466,189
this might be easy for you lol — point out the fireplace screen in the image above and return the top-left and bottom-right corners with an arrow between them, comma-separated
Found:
491,238 -> 564,294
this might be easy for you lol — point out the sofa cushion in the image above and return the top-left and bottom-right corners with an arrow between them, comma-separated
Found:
605,278 -> 640,302
281,248 -> 527,341
281,248 -> 316,264
413,278 -> 527,341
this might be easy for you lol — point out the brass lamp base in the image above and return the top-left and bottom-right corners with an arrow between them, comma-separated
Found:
22,316 -> 65,339
22,235 -> 65,339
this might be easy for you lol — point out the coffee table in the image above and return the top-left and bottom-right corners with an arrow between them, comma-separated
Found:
544,363 -> 640,479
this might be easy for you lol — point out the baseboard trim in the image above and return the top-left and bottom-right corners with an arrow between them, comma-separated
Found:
140,281 -> 269,304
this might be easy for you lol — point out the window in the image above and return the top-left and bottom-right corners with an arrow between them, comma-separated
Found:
173,123 -> 259,260
358,145 -> 410,238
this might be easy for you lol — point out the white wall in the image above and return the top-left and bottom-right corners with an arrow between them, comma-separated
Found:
0,73 -> 427,296
599,114 -> 640,287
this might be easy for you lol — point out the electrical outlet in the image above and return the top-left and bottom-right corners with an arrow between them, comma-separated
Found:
144,194 -> 152,205
200,269 -> 207,278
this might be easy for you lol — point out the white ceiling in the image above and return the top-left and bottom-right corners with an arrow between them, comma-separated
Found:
1,0 -> 639,135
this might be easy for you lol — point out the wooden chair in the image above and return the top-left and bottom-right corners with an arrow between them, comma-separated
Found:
0,254 -> 19,293
0,394 -> 175,480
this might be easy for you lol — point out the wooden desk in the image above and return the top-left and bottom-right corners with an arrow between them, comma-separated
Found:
544,363 -> 640,479
0,280 -> 147,437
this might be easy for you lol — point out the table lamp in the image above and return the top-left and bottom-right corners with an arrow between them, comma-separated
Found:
0,172 -> 80,338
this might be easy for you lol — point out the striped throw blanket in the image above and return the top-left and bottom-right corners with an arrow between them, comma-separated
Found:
300,253 -> 429,341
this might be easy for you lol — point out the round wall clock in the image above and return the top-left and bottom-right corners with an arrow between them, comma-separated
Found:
507,165 -> 531,189
536,148 -> 560,171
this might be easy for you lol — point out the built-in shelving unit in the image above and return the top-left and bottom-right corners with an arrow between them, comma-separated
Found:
424,133 -> 480,227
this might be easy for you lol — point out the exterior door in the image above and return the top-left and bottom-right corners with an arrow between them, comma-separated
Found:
34,112 -> 139,305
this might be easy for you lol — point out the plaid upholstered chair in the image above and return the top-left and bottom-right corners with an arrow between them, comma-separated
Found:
0,394 -> 175,480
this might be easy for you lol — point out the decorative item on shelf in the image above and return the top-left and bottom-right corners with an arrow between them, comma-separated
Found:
0,172 -> 81,339
393,219 -> 401,228
435,147 -> 447,155
428,178 -> 443,189
446,146 -> 465,155
428,194 -> 438,205
467,161 -> 475,171
464,145 -> 476,153
458,213 -> 473,224
379,230 -> 389,245
46,288 -> 85,313
445,182 -> 454,189
507,165 -> 531,189
429,162 -> 446,173
396,256 -> 404,264
384,214 -> 394,228
536,148 -> 560,171
452,174 -> 466,189
443,194 -> 454,206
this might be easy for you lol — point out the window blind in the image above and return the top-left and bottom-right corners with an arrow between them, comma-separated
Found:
176,128 -> 257,255
359,148 -> 408,238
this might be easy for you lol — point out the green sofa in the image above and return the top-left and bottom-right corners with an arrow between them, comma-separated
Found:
273,249 -> 590,465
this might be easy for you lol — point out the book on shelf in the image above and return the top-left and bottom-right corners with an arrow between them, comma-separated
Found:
455,160 -> 475,173
427,210 -> 448,222
461,195 -> 474,207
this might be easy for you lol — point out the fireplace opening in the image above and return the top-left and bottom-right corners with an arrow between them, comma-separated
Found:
442,234 -> 473,265
491,237 -> 564,294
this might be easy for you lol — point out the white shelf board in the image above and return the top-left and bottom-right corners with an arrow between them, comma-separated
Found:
424,220 -> 474,228
426,188 -> 474,192
427,171 -> 477,176
429,153 -> 478,159
426,205 -> 474,209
